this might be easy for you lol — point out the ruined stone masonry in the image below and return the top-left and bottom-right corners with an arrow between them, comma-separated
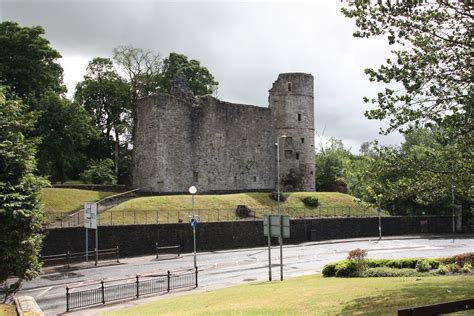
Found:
132,72 -> 315,193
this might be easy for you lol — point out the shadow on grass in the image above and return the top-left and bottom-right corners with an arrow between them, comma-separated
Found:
341,277 -> 474,315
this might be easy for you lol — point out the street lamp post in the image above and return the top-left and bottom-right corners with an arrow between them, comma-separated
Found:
276,135 -> 287,281
189,186 -> 197,269
452,185 -> 456,234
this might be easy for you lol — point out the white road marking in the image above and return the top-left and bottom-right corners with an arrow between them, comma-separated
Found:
36,286 -> 52,298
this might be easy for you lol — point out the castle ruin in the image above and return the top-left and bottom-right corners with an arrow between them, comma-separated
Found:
132,72 -> 315,193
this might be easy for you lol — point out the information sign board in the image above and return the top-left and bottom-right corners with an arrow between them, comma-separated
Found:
84,202 -> 98,229
263,215 -> 290,238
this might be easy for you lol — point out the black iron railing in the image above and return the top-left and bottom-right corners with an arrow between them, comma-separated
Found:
41,246 -> 120,268
66,268 -> 198,311
155,242 -> 181,259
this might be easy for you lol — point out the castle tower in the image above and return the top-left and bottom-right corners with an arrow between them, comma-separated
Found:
269,73 -> 315,192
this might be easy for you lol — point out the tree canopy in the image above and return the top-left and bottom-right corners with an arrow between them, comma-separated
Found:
0,21 -> 64,105
160,52 -> 218,97
0,87 -> 45,303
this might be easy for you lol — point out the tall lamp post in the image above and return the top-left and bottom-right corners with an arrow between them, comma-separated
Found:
276,135 -> 287,281
189,186 -> 198,269
452,185 -> 456,235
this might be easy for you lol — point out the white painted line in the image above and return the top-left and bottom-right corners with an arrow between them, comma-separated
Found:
36,286 -> 52,298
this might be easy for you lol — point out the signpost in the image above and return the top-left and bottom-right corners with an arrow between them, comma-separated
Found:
377,206 -> 382,241
189,186 -> 198,269
264,215 -> 290,281
84,202 -> 98,263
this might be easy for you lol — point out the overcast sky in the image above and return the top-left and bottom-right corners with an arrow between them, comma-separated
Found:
0,0 -> 404,152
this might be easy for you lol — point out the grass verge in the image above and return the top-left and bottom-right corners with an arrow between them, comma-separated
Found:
104,275 -> 474,315
40,188 -> 114,214
0,304 -> 16,316
99,192 -> 375,224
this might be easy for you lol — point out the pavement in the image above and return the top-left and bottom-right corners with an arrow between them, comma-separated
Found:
18,234 -> 474,315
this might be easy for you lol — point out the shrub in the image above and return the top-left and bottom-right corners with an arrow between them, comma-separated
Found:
447,263 -> 460,273
322,262 -> 339,277
80,159 -> 117,184
302,196 -> 319,207
416,259 -> 431,272
462,263 -> 472,273
335,260 -> 358,277
359,267 -> 431,278
455,253 -> 474,266
347,248 -> 368,272
437,265 -> 447,275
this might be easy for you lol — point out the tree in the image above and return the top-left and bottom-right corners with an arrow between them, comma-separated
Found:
315,138 -> 352,192
342,1 -> 471,137
35,92 -> 98,183
0,87 -> 45,303
75,58 -> 130,177
0,21 -> 64,106
342,0 -> 472,214
160,52 -> 218,97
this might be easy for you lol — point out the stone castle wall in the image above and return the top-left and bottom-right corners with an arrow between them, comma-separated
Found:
133,73 -> 315,194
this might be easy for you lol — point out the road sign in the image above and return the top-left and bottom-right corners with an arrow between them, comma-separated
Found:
263,215 -> 290,238
190,217 -> 197,229
84,202 -> 98,229
377,206 -> 382,215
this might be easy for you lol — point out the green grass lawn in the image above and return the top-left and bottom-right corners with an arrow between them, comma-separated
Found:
104,275 -> 474,316
98,192 -> 376,225
40,188 -> 114,214
0,304 -> 16,316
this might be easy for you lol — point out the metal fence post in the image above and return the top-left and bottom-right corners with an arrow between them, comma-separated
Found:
116,245 -> 120,263
101,280 -> 105,304
217,209 -> 220,222
167,271 -> 170,293
136,275 -> 139,298
195,266 -> 198,287
66,286 -> 70,312
134,211 -> 136,224
156,210 -> 159,224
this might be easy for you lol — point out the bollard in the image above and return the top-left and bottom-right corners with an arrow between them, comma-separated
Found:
94,248 -> 98,266
67,251 -> 71,269
155,242 -> 159,259
195,266 -> 198,287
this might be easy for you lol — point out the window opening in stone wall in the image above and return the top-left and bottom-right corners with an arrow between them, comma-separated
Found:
285,137 -> 293,146
253,176 -> 257,182
296,153 -> 300,160
298,113 -> 301,121
301,138 -> 305,143
193,172 -> 199,183
310,171 -> 314,175
284,150 -> 293,159
234,176 -> 237,182
288,82 -> 292,92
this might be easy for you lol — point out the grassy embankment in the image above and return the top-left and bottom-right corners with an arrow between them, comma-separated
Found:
99,192 -> 376,224
40,188 -> 114,214
0,305 -> 16,316
104,274 -> 474,315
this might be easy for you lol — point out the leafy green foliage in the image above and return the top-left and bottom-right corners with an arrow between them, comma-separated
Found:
0,87 -> 46,303
437,265 -> 447,275
462,263 -> 472,273
80,159 -> 116,184
341,1 -> 472,219
75,57 -> 130,177
160,52 -> 218,97
334,260 -> 358,277
359,267 -> 431,278
35,92 -> 98,182
315,138 -> 352,192
415,259 -> 431,272
455,253 -> 474,266
302,196 -> 319,207
0,21 -> 64,105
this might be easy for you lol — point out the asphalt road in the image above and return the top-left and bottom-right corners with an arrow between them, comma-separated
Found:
19,235 -> 474,315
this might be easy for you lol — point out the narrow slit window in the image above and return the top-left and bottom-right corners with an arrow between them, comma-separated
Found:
193,172 -> 199,183
253,176 -> 257,182
296,153 -> 300,160
298,114 -> 302,121
301,138 -> 305,143
288,82 -> 292,92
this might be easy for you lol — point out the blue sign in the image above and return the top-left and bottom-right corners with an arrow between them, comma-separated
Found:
377,206 -> 382,215
190,217 -> 197,229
